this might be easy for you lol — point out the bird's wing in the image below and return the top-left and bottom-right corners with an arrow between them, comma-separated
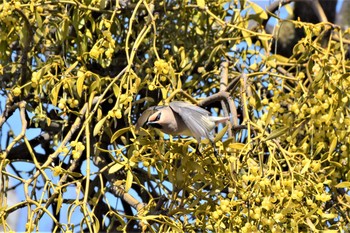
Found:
169,101 -> 214,141
135,105 -> 165,132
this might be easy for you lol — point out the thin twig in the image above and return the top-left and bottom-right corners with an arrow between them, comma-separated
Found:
219,60 -> 233,138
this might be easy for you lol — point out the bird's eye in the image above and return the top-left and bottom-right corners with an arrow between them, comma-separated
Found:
155,112 -> 161,121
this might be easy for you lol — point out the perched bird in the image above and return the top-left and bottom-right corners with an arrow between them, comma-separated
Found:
135,101 -> 229,142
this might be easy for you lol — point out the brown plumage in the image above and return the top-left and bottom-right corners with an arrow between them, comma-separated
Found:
136,101 -> 229,142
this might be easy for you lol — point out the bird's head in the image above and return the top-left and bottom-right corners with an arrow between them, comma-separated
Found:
146,111 -> 163,129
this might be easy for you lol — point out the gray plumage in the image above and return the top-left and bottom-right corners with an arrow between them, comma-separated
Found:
136,101 -> 229,142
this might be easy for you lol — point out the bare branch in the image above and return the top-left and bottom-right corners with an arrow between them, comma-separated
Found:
94,153 -> 146,211
7,133 -> 51,162
3,101 -> 27,158
0,95 -> 17,129
309,0 -> 328,23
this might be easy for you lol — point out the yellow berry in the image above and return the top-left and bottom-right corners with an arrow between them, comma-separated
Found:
12,87 -> 21,97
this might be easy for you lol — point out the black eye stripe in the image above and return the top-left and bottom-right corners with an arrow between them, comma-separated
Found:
151,123 -> 162,129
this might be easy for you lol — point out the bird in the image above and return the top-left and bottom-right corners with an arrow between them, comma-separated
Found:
135,101 -> 230,142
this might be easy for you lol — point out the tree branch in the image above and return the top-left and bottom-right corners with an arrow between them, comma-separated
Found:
0,95 -> 17,129
309,0 -> 328,23
3,101 -> 27,158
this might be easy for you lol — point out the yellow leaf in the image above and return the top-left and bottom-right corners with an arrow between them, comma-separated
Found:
196,0 -> 205,8
335,181 -> 350,188
314,142 -> 325,156
267,54 -> 289,64
93,116 -> 107,136
241,30 -> 252,47
195,26 -> 204,35
90,79 -> 101,93
306,218 -> 316,231
228,143 -> 246,150
161,87 -> 167,100
65,61 -> 78,75
46,117 -> 51,127
109,163 -> 125,174
301,159 -> 311,174
56,190 -> 63,215
328,137 -> 337,156
176,168 -> 185,183
125,170 -> 133,192
214,124 -> 228,142
110,127 -> 130,143
250,2 -> 268,20
112,83 -> 120,97
76,73 -> 85,97
97,108 -> 103,122
177,75 -> 182,90
330,161 -> 342,168
50,83 -> 62,106
264,108 -> 274,126
345,194 -> 350,203
92,215 -> 100,233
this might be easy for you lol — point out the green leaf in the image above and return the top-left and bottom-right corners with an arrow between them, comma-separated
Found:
109,163 -> 125,174
335,181 -> 350,188
125,170 -> 133,192
93,116 -> 107,136
264,126 -> 289,141
110,127 -> 130,143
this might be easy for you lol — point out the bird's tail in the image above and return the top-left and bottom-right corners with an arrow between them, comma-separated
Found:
209,116 -> 231,124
